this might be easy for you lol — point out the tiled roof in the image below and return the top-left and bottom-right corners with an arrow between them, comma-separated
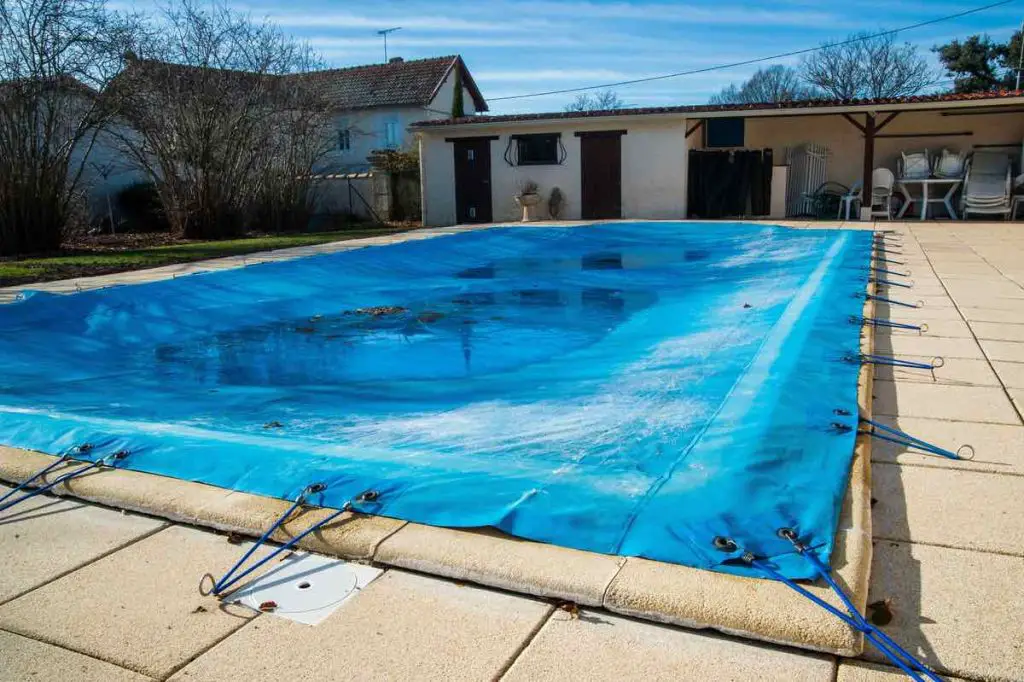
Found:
411,89 -> 1024,128
110,55 -> 488,112
296,55 -> 487,111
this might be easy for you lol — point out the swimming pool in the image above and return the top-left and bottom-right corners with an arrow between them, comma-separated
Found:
0,222 -> 872,579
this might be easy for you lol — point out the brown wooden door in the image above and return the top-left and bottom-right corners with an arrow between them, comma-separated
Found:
453,138 -> 493,223
580,133 -> 623,219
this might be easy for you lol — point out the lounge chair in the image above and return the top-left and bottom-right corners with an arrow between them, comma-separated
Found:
961,151 -> 1012,219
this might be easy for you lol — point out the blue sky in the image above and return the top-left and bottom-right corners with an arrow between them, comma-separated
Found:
128,0 -> 1023,113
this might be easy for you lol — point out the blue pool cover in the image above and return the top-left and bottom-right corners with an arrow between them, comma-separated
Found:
0,222 -> 872,579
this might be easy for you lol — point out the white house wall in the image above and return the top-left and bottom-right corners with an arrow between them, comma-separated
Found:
419,118 -> 690,227
320,65 -> 477,173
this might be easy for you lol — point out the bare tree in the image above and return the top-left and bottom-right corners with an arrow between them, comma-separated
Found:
0,0 -> 139,255
801,32 -> 933,99
112,0 -> 333,239
710,65 -> 820,104
564,89 -> 624,112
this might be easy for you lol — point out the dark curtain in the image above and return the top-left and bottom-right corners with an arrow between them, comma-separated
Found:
688,149 -> 773,219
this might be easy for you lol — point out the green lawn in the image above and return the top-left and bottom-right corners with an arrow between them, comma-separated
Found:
0,227 -> 411,287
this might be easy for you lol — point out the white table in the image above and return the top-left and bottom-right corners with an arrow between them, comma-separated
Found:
897,178 -> 963,220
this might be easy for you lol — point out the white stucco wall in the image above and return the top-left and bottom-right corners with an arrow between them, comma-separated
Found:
419,117 -> 690,227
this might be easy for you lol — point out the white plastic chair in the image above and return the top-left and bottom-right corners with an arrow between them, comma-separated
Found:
838,181 -> 862,220
836,169 -> 895,220
870,168 -> 896,220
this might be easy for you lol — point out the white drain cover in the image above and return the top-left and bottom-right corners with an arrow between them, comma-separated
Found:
229,550 -> 382,625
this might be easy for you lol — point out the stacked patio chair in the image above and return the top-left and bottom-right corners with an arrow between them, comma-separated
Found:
961,151 -> 1013,219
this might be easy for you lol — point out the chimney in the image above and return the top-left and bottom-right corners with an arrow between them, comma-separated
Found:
389,56 -> 403,64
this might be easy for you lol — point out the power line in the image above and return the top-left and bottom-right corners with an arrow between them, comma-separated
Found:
489,0 -> 1016,102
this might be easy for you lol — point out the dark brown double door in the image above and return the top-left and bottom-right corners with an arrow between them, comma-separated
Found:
453,137 -> 494,223
579,130 -> 625,219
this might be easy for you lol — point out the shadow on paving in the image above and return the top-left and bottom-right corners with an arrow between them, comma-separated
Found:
868,320 -> 942,673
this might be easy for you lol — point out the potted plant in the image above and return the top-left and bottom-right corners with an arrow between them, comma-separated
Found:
514,180 -> 542,222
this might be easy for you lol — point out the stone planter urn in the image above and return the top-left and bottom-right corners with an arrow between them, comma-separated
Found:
514,192 -> 542,222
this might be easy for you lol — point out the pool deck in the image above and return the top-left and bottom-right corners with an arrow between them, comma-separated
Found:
1,220 -> 1022,681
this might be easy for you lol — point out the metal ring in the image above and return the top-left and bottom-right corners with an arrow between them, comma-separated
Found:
931,356 -> 945,369
198,572 -> 216,597
777,527 -> 798,541
957,444 -> 976,461
712,536 -> 737,553
833,408 -> 852,416
919,322 -> 929,333
916,300 -> 925,308
77,443 -> 93,453
358,490 -> 380,503
305,482 -> 327,495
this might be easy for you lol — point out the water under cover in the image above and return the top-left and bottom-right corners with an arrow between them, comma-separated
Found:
0,222 -> 872,579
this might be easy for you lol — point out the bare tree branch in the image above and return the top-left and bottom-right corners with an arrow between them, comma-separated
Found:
800,31 -> 934,100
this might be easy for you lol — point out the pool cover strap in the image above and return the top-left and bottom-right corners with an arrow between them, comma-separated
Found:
745,529 -> 940,682
859,419 -> 973,461
0,447 -> 128,514
202,483 -> 380,597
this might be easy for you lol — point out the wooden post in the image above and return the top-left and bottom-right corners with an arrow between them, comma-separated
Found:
860,113 -> 876,221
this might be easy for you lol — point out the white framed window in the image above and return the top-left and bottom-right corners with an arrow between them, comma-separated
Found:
337,128 -> 351,152
383,119 -> 400,148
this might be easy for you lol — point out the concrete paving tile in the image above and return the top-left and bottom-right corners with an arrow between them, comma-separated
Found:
0,485 -> 165,604
872,335 -> 982,359
870,415 -> 1024,475
837,659 -> 967,681
871,382 -> 1020,424
978,339 -> 1024,363
0,630 -> 153,682
875,303 -> 965,323
373,523 -> 623,606
870,356 -> 999,387
0,525 -> 263,678
872,463 -> 1024,555
960,307 -> 1024,324
992,361 -> 1024,389
944,282 -> 1024,300
969,322 -> 1024,342
170,570 -> 552,682
502,609 -> 835,682
884,319 -> 972,338
865,541 -> 1024,682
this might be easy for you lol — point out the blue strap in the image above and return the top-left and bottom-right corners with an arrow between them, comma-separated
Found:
202,484 -> 380,597
871,268 -> 911,278
864,294 -> 921,309
860,418 -> 971,460
745,532 -> 941,682
870,278 -> 914,289
853,354 -> 942,371
852,316 -> 924,332
0,449 -> 128,514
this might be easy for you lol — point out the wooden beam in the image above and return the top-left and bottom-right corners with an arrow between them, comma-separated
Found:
974,142 -> 1024,148
841,113 -> 866,134
875,131 -> 972,139
861,113 -> 875,220
941,107 -> 1024,117
874,112 -> 900,133
444,135 -> 499,142
685,120 -> 703,139
574,129 -> 628,138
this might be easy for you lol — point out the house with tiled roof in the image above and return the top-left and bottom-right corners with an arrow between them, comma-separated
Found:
413,89 -> 1024,226
309,55 -> 486,172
